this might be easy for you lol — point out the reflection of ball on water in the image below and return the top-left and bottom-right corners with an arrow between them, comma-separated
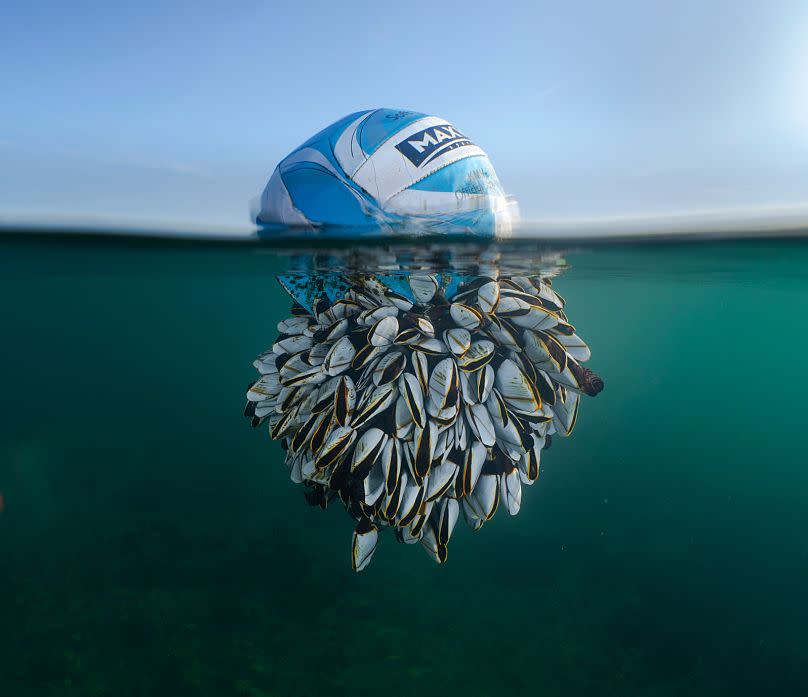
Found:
256,108 -> 515,233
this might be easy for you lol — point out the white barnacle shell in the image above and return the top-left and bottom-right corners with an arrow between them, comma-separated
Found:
246,266 -> 601,571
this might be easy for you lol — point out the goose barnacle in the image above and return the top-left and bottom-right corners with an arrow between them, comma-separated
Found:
450,302 -> 483,330
368,315 -> 399,347
443,327 -> 472,356
246,267 -> 603,570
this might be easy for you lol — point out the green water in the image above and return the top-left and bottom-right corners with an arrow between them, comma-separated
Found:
2,236 -> 808,696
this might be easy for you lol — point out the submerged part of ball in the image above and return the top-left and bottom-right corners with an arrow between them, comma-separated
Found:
256,109 -> 516,235
245,269 -> 603,571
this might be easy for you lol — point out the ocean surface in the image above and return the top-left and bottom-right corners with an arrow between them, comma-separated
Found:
1,234 -> 807,696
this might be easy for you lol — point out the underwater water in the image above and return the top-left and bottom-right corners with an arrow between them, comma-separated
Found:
1,234 -> 808,696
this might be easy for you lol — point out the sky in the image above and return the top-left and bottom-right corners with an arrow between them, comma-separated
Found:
2,0 -> 808,233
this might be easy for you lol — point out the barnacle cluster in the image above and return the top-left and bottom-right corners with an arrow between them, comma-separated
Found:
245,265 -> 603,571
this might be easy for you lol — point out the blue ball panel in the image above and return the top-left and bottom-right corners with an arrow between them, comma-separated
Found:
357,109 -> 428,157
282,164 -> 371,226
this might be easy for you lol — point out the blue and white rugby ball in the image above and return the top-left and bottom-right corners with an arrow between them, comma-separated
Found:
256,108 -> 515,234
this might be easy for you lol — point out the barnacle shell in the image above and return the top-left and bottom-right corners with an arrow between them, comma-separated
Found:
246,264 -> 603,571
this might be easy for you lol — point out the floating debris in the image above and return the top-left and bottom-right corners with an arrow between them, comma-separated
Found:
254,108 -> 517,234
246,265 -> 603,571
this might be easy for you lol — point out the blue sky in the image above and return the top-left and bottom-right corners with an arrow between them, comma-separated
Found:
2,0 -> 807,232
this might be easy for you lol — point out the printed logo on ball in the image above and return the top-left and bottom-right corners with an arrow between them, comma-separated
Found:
395,124 -> 474,167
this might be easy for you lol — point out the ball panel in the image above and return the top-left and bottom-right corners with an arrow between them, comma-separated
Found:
407,155 -> 504,195
282,164 -> 373,227
331,110 -> 374,179
351,116 -> 487,204
355,108 -> 429,158
257,167 -> 309,225
296,109 -> 373,156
